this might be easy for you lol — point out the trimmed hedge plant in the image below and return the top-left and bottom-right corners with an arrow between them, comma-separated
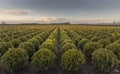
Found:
31,48 -> 56,71
19,42 -> 35,57
40,39 -> 57,54
83,42 -> 100,57
1,48 -> 29,71
98,39 -> 110,48
92,48 -> 119,72
28,38 -> 40,51
78,39 -> 89,51
10,39 -> 21,48
61,49 -> 85,71
0,42 -> 12,57
106,43 -> 120,60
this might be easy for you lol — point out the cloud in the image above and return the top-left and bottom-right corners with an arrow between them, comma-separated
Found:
0,9 -> 30,15
34,17 -> 57,22
34,17 -> 69,23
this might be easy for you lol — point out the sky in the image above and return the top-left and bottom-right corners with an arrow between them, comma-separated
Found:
0,0 -> 120,24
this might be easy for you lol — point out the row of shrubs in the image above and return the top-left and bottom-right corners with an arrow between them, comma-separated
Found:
19,29 -> 53,57
3,29 -> 43,42
0,27 -> 120,73
60,28 -> 77,52
1,47 -> 120,72
0,28 -> 55,72
0,28 -> 41,42
60,28 -> 85,71
0,30 -> 42,57
0,29 -> 52,58
0,27 -> 85,72
31,28 -> 59,71
65,29 -> 116,49
74,26 -> 120,43
65,29 -> 120,72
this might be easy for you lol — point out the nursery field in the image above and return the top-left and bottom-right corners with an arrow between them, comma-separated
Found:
0,25 -> 120,74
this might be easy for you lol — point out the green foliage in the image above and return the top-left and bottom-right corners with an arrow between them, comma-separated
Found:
106,37 -> 117,43
106,43 -> 120,59
115,38 -> 120,44
61,49 -> 85,71
78,39 -> 89,50
31,48 -> 56,71
34,36 -> 44,45
61,39 -> 73,46
0,38 -> 3,42
40,40 -> 57,54
91,36 -> 100,42
65,30 -> 82,46
60,28 -> 77,53
19,42 -> 35,57
1,48 -> 29,71
28,38 -> 40,51
0,42 -> 12,57
10,39 -> 21,48
18,37 -> 28,42
39,28 -> 58,54
83,42 -> 100,57
74,37 -> 82,46
61,42 -> 76,52
3,36 -> 13,42
98,39 -> 110,48
92,48 -> 119,72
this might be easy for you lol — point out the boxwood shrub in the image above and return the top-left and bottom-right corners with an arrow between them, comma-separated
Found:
115,39 -> 120,44
35,36 -> 44,45
10,39 -> 21,48
18,37 -> 28,42
92,48 -> 119,72
78,38 -> 89,51
83,42 -> 100,57
28,38 -> 40,51
98,39 -> 110,48
61,43 -> 76,53
31,48 -> 56,71
1,48 -> 29,71
61,49 -> 85,71
0,42 -> 12,57
40,42 -> 57,54
106,43 -> 120,59
19,42 -> 35,57
74,37 -> 82,46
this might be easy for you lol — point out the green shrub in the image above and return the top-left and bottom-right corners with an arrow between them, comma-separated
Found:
61,49 -> 85,71
106,43 -> 120,59
0,38 -> 3,42
78,39 -> 89,50
98,39 -> 110,48
106,37 -> 117,43
0,42 -> 12,56
83,42 -> 100,57
61,39 -> 73,46
28,38 -> 40,51
115,39 -> 120,44
31,48 -> 56,71
40,42 -> 57,54
92,48 -> 119,72
61,43 -> 76,53
3,36 -> 13,42
1,48 -> 29,71
91,36 -> 100,42
74,37 -> 82,46
10,39 -> 21,48
35,36 -> 44,45
18,37 -> 28,42
19,42 -> 35,57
